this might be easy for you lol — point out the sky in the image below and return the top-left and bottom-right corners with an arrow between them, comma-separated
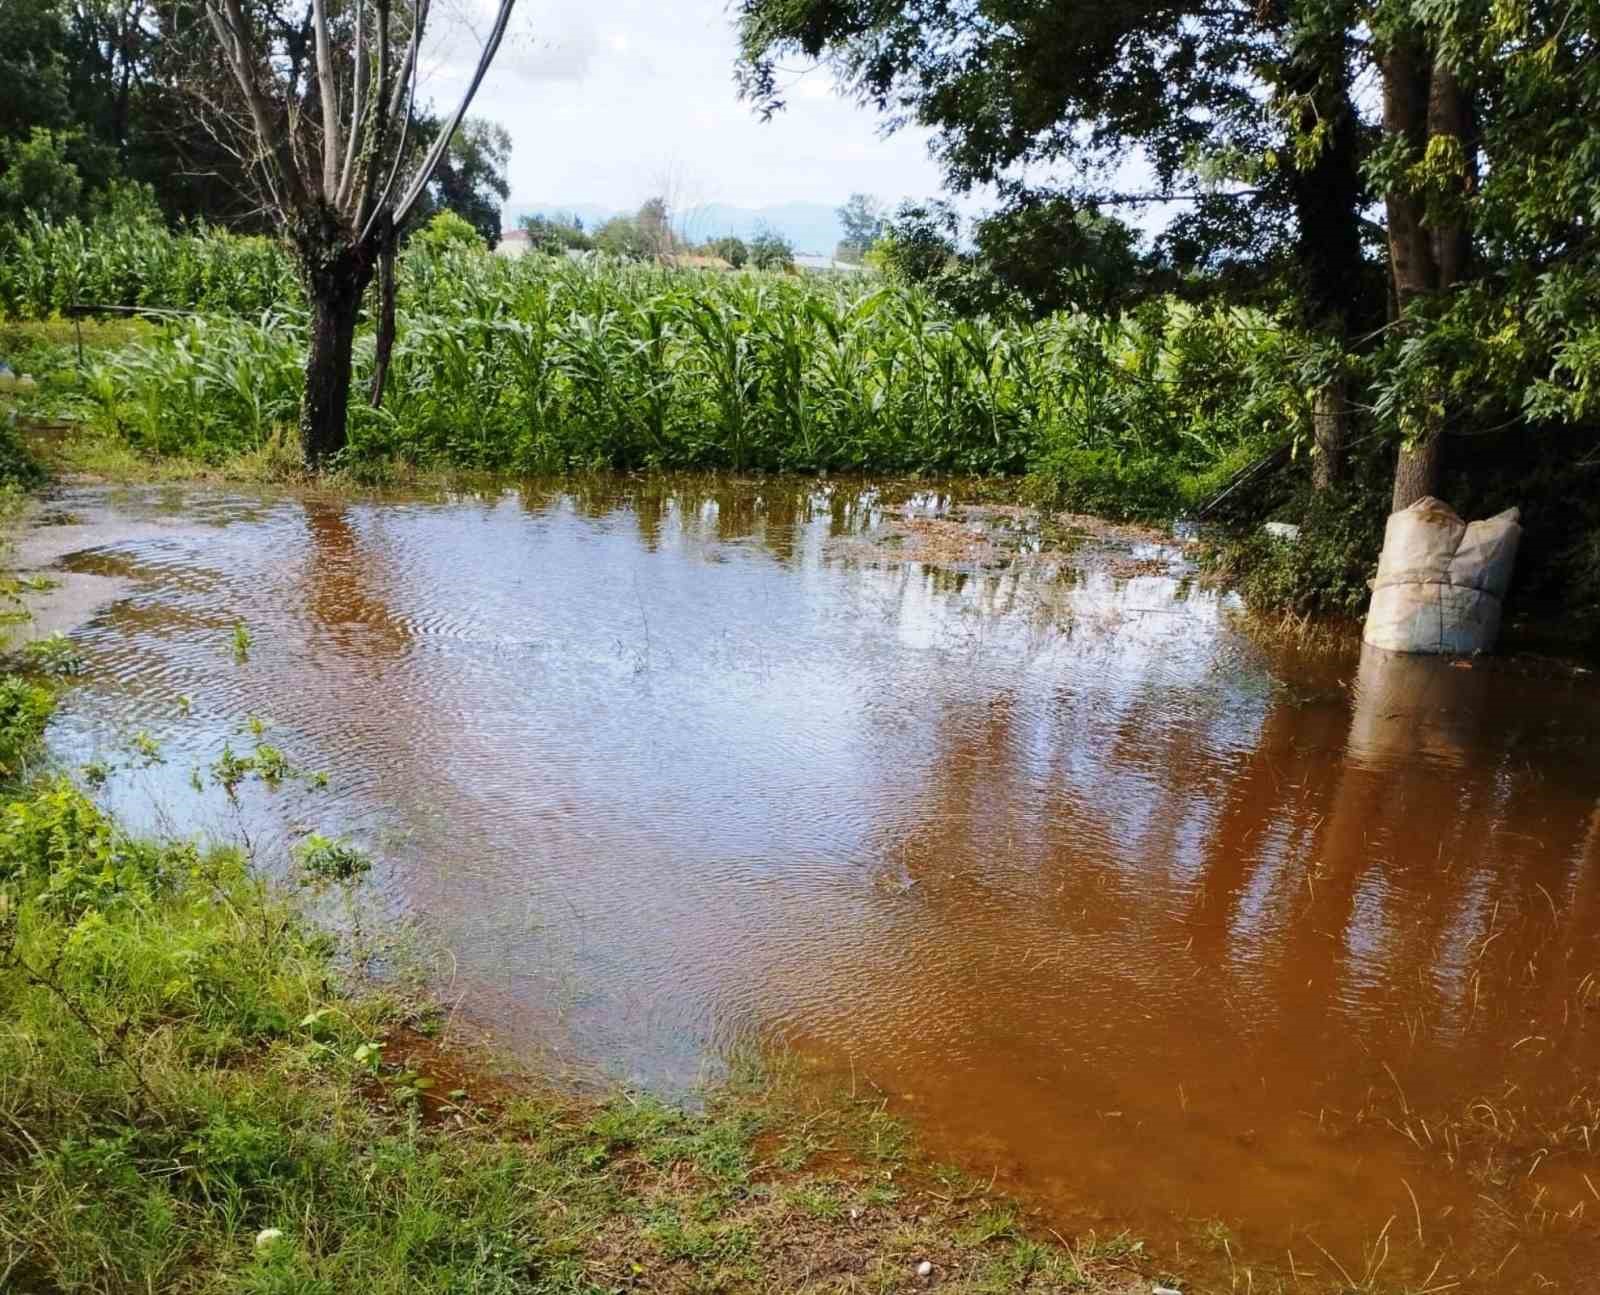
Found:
422,0 -> 965,218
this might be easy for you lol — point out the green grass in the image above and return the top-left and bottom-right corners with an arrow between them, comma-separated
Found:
0,768 -> 1167,1293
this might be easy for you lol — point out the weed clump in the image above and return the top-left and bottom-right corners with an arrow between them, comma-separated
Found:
1206,479 -> 1385,619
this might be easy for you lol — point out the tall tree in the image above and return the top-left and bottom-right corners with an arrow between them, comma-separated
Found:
1371,2 -> 1473,510
1269,0 -> 1368,489
834,191 -> 883,262
410,115 -> 511,246
736,0 -> 1376,486
189,0 -> 517,465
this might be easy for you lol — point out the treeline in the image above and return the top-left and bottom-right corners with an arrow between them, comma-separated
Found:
517,201 -> 800,271
0,0 -> 512,242
736,0 -> 1600,559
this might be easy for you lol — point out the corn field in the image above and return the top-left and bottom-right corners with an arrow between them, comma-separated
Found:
5,219 -> 1307,506
0,215 -> 297,319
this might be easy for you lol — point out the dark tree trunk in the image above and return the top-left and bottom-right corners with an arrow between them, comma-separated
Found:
1380,33 -> 1448,511
1312,376 -> 1348,491
1391,430 -> 1442,511
1385,50 -> 1471,512
299,241 -> 373,468
368,228 -> 398,409
1427,56 -> 1471,290
1280,1 -> 1364,491
1381,38 -> 1435,314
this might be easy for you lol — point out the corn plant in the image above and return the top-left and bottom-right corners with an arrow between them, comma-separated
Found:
19,216 -> 1299,510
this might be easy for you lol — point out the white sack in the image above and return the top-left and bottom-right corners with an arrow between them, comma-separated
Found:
1362,497 -> 1521,654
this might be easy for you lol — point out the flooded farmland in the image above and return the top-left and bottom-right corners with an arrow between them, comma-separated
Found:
23,477 -> 1600,1292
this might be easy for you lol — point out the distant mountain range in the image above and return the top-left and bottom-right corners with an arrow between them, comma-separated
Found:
505,201 -> 848,256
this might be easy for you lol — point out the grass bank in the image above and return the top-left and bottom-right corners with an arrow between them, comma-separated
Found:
0,762 -> 1155,1295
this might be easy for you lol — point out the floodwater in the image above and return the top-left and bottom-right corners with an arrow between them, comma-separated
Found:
25,479 -> 1600,1292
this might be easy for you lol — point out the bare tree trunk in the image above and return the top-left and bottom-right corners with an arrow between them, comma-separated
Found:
1312,375 -> 1347,491
369,228 -> 397,409
300,244 -> 371,468
1391,429 -> 1443,511
198,0 -> 515,470
1381,34 -> 1446,511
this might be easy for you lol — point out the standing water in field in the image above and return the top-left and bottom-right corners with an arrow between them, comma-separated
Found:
26,478 -> 1600,1292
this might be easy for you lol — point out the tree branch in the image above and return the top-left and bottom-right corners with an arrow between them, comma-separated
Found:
391,0 -> 516,227
206,0 -> 310,213
336,0 -> 368,211
310,0 -> 342,200
1101,188 -> 1267,204
359,0 -> 425,236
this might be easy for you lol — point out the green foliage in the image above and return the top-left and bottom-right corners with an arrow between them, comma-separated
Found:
876,197 -> 1145,319
593,214 -> 655,261
0,674 -> 53,778
410,210 -> 487,258
1028,301 -> 1304,515
0,127 -> 84,227
835,192 -> 885,263
1218,480 -> 1386,619
0,777 -> 185,916
0,213 -> 298,319
0,413 -> 44,488
12,230 -> 1290,504
409,118 -> 512,248
293,833 -> 372,886
874,200 -> 962,289
747,226 -> 794,271
76,312 -> 304,462
88,179 -> 165,227
518,212 -> 594,255
707,235 -> 748,269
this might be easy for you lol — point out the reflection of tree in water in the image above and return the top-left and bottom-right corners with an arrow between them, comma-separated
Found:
300,501 -> 411,656
607,480 -> 885,569
811,640 -> 1600,1282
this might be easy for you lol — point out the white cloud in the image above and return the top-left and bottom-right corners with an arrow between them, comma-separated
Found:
420,0 -> 971,218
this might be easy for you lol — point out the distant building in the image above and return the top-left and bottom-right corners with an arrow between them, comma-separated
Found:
794,253 -> 868,273
495,229 -> 531,258
497,232 -> 593,262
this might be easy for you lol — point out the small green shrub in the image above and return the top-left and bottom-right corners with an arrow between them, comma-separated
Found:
0,413 -> 45,487
0,777 -> 182,915
0,673 -> 54,777
410,209 -> 487,257
293,833 -> 371,885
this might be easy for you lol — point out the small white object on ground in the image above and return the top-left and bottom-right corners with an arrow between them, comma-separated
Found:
1153,1287 -> 1184,1295
916,1260 -> 933,1278
255,1228 -> 285,1249
1262,521 -> 1300,542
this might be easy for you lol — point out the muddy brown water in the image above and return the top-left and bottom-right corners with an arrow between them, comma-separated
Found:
24,479 -> 1600,1291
